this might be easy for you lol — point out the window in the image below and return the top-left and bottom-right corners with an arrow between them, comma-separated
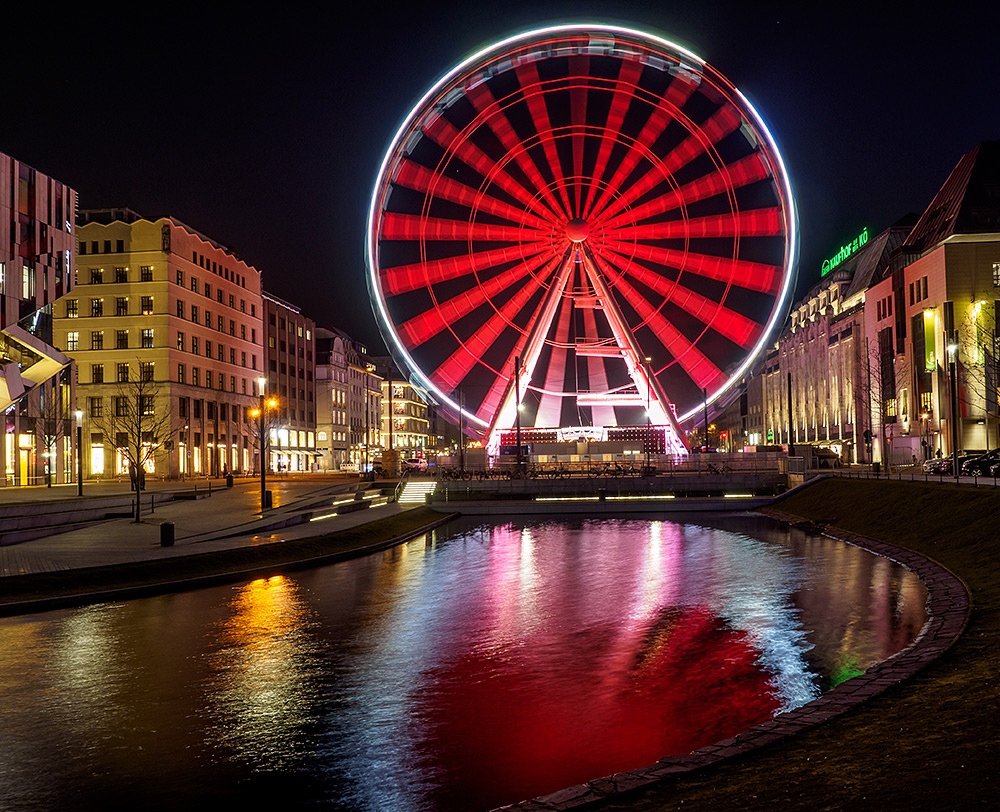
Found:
176,270 -> 184,286
229,319 -> 235,336
193,367 -> 200,386
91,299 -> 104,317
192,336 -> 199,355
79,242 -> 87,255
116,330 -> 128,349
191,277 -> 198,292
90,268 -> 103,284
179,397 -> 188,417
241,351 -> 246,367
230,348 -> 236,364
218,344 -> 224,362
114,396 -> 129,417
178,364 -> 185,384
91,331 -> 104,350
140,296 -> 153,315
204,282 -> 211,298
114,267 -> 128,283
140,265 -> 153,282
89,397 -> 103,418
117,362 -> 129,382
251,355 -> 257,370
177,300 -> 185,318
217,289 -> 223,303
205,310 -> 211,327
230,376 -> 236,393
251,304 -> 256,317
66,331 -> 79,351
229,294 -> 235,308
251,328 -> 256,343
140,362 -> 154,382
115,297 -> 128,316
66,299 -> 78,318
206,370 -> 213,389
297,325 -> 303,337
177,332 -> 185,351
115,240 -> 124,253
241,324 -> 246,340
141,328 -> 154,348
922,276 -> 928,299
191,304 -> 199,322
994,262 -> 1000,288
218,315 -> 224,331
240,299 -> 246,313
92,363 -> 104,384
205,339 -> 213,358
140,396 -> 154,416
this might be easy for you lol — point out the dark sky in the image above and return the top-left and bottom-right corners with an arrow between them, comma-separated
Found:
3,2 -> 998,350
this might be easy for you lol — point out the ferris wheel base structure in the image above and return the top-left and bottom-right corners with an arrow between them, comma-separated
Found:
367,24 -> 798,459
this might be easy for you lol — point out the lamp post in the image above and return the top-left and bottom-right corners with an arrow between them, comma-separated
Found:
75,409 -> 83,497
947,332 -> 960,481
644,356 -> 652,476
257,377 -> 268,510
514,355 -> 522,476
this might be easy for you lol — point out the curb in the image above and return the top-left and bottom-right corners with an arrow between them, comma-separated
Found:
491,508 -> 971,812
0,512 -> 457,617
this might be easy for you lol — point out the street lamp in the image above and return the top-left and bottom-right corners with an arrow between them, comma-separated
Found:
644,356 -> 652,476
947,333 -> 960,479
256,377 -> 272,510
75,409 -> 83,497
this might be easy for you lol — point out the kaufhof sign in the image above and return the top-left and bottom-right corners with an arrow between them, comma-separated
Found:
821,227 -> 869,276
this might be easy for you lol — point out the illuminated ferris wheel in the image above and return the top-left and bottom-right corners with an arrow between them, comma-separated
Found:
367,24 -> 797,454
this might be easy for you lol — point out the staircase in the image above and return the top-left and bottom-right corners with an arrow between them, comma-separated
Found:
397,480 -> 436,505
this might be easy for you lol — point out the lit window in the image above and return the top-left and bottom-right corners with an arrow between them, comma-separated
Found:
66,299 -> 78,318
140,296 -> 153,315
66,331 -> 79,351
117,362 -> 129,382
141,329 -> 154,349
140,265 -> 153,282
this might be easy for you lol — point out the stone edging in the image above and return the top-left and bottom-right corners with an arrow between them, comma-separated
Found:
492,508 -> 972,812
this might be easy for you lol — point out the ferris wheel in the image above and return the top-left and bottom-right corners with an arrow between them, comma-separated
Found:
367,24 -> 797,454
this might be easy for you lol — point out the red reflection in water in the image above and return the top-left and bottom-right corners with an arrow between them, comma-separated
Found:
415,604 -> 779,810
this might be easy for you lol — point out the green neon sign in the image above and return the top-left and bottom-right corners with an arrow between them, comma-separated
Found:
821,227 -> 869,276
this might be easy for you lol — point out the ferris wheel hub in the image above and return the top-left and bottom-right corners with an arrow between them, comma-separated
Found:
565,218 -> 590,243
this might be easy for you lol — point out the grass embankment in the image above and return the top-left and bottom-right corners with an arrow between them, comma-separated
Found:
0,507 -> 452,613
601,477 -> 998,812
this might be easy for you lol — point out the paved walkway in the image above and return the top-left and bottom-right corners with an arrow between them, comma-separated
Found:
0,475 -> 413,578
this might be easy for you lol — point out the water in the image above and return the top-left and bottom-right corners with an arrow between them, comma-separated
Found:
0,515 -> 926,811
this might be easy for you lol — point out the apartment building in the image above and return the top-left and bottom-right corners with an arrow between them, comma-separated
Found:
315,327 -> 350,470
60,209 -> 264,478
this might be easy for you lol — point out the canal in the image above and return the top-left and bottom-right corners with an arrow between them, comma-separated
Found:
0,514 -> 927,811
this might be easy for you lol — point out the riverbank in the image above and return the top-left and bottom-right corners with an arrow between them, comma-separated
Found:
0,506 -> 454,615
592,477 -> 997,812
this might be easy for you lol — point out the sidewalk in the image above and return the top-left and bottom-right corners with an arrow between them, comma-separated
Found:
0,475 -> 412,578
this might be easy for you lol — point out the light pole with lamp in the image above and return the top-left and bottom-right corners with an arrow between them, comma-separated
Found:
644,356 -> 653,476
75,409 -> 83,497
255,377 -> 275,510
947,332 -> 960,481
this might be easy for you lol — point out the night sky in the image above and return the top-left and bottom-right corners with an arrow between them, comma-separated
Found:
2,2 -> 998,350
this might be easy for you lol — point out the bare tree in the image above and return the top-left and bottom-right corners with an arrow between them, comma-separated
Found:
34,373 -> 72,487
855,331 -> 910,466
91,360 -> 176,522
957,301 -> 999,450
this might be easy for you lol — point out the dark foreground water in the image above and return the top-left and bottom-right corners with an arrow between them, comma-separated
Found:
0,515 -> 926,812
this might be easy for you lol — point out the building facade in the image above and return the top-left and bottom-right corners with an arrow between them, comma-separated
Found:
60,210 -> 264,479
262,293 -> 316,472
0,152 -> 77,485
379,363 -> 430,454
345,339 -> 381,470
315,327 -> 350,470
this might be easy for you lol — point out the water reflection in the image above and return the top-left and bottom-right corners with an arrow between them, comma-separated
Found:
0,516 -> 927,812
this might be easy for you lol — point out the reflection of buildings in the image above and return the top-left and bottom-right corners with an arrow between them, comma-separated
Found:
0,152 -> 77,485
262,293 -> 316,472
62,209 -> 263,477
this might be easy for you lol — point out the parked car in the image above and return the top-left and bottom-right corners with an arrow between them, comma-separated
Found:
962,449 -> 1000,475
929,450 -> 985,475
403,458 -> 428,471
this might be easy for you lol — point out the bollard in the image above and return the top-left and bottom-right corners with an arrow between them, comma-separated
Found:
226,474 -> 234,488
208,481 -> 212,496
151,494 -> 155,514
598,487 -> 606,502
160,522 -> 175,547
263,490 -> 272,509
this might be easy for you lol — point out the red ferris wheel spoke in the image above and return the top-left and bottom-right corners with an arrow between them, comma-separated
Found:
380,212 -> 550,242
514,62 -> 574,217
392,159 -> 554,231
581,57 -> 645,219
381,243 -> 551,296
597,250 -> 763,346
397,251 -> 556,346
601,207 -> 783,241
594,240 -> 782,295
429,268 -> 552,393
534,296 -> 574,426
600,153 -> 771,231
593,257 -> 727,391
421,112 -> 563,223
463,82 -> 569,222
592,105 -> 745,226
569,55 -> 589,216
586,71 -> 700,220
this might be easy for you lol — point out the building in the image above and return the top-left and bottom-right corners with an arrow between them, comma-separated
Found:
863,141 -> 1000,463
262,293 -> 316,472
345,339 -> 381,470
315,327 -> 350,470
60,209 -> 264,479
756,218 -> 913,463
0,151 -> 77,485
377,360 -> 430,454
